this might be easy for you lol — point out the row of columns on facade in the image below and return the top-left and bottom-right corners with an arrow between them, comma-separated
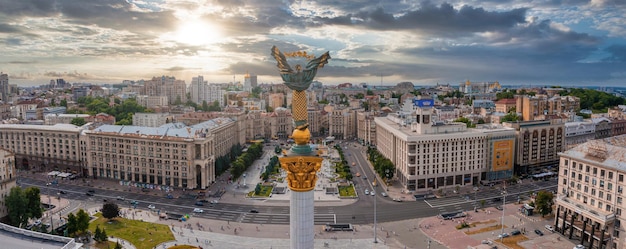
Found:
555,206 -> 611,249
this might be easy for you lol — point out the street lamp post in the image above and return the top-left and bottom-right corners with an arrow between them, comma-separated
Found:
385,169 -> 390,191
373,180 -> 378,244
500,190 -> 506,242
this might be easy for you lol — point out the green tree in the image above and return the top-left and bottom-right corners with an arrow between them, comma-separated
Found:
208,100 -> 221,112
500,112 -> 520,122
60,99 -> 68,107
202,100 -> 209,111
114,241 -> 122,249
366,89 -> 374,96
355,93 -> 364,99
67,213 -> 78,235
454,117 -> 476,128
101,203 -> 120,220
496,89 -> 516,100
94,226 -> 102,242
535,190 -> 554,217
5,187 -> 29,227
70,117 -> 86,126
50,99 -> 57,106
174,95 -> 182,105
251,86 -> 262,98
24,187 -> 43,221
99,227 -> 108,242
76,209 -> 90,233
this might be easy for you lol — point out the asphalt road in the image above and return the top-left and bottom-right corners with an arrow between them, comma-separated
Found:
20,142 -> 557,226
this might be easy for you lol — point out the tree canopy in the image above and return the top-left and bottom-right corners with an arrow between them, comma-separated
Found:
101,203 -> 120,220
561,88 -> 626,112
71,117 -> 86,126
5,186 -> 43,228
75,96 -> 148,125
534,190 -> 554,217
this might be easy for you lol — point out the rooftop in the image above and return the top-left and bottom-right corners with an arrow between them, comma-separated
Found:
560,134 -> 626,171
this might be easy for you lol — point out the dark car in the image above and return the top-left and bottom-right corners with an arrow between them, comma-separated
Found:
87,189 -> 95,193
59,190 -> 67,194
495,206 -> 503,211
194,201 -> 204,206
86,192 -> 94,196
511,230 -> 521,235
534,229 -> 544,236
249,209 -> 259,213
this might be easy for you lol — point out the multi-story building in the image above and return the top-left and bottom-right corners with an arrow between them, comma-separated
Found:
594,117 -> 612,139
308,108 -> 325,137
245,111 -> 264,140
0,124 -> 84,174
188,76 -> 225,107
375,101 -> 516,192
268,93 -> 285,110
495,98 -> 517,113
243,73 -> 257,92
143,76 -> 187,105
611,118 -> 626,137
504,120 -> 564,175
555,135 -> 626,249
206,84 -> 225,107
0,72 -> 8,102
0,148 -> 16,219
132,113 -> 174,127
136,95 -> 168,108
329,106 -> 357,140
45,114 -> 91,125
85,118 -> 237,190
264,107 -> 292,139
564,121 -> 596,150
517,95 -> 580,121
357,111 -> 377,146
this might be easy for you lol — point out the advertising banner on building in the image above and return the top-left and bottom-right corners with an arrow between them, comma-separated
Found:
492,140 -> 513,171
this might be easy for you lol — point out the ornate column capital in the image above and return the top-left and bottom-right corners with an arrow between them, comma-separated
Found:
279,156 -> 323,192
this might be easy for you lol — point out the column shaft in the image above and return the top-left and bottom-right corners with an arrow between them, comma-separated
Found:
291,191 -> 315,249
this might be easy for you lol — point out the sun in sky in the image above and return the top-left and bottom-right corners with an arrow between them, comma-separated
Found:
164,18 -> 223,46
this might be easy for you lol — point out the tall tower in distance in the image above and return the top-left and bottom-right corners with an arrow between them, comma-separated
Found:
0,72 -> 8,102
243,72 -> 257,92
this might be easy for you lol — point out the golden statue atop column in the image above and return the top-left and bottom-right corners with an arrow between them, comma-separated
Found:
271,46 -> 329,192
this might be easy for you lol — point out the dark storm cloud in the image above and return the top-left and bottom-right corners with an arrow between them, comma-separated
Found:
0,23 -> 22,33
0,0 -> 57,17
0,0 -> 177,34
316,2 -> 527,35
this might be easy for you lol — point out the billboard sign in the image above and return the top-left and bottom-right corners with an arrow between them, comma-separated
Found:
492,140 -> 513,171
413,99 -> 434,107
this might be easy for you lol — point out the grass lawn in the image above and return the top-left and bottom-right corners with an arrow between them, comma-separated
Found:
500,235 -> 529,249
247,185 -> 273,197
338,185 -> 356,197
93,241 -> 117,249
88,213 -> 174,249
465,224 -> 506,235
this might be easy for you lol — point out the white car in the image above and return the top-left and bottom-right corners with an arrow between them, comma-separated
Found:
364,189 -> 369,195
148,204 -> 156,210
545,225 -> 554,232
381,192 -> 388,197
371,190 -> 376,196
193,208 -> 204,213
210,200 -> 219,204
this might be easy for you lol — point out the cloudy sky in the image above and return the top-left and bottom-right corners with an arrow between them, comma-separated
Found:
1,0 -> 625,87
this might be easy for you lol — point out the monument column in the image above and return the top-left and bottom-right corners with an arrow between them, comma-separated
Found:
271,46 -> 330,249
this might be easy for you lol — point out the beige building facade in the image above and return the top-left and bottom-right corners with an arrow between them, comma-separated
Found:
504,120 -> 564,175
0,124 -> 84,174
0,148 -> 16,219
555,135 -> 626,249
375,105 -> 516,192
84,119 -> 239,190
357,111 -> 377,146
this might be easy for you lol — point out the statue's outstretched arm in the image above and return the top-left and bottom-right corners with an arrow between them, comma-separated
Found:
305,51 -> 331,71
271,46 -> 294,74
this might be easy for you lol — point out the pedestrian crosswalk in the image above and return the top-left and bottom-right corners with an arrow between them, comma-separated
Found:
238,213 -> 336,225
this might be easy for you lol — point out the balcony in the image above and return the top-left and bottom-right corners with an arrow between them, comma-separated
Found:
557,196 -> 616,224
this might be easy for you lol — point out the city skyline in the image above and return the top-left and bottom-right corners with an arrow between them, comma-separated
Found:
1,0 -> 625,87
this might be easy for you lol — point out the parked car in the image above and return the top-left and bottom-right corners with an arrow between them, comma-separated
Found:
116,196 -> 125,201
392,198 -> 403,202
495,206 -> 503,211
511,230 -> 521,235
381,192 -> 388,197
364,189 -> 369,195
148,204 -> 156,210
194,201 -> 204,206
498,233 -> 510,238
534,229 -> 544,236
573,245 -> 585,249
34,220 -> 41,226
86,192 -> 94,196
59,190 -> 67,194
545,225 -> 555,232
249,209 -> 259,213
370,190 -> 376,196
25,224 -> 34,230
210,200 -> 219,204
193,208 -> 204,213
87,189 -> 95,193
